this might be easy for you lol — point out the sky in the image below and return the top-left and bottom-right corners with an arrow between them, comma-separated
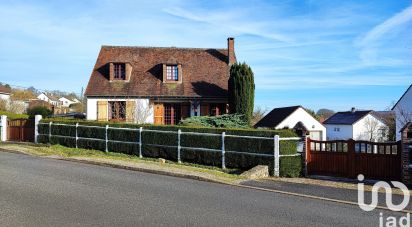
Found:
0,0 -> 411,112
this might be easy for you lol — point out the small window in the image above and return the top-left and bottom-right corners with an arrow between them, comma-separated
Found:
166,65 -> 178,81
210,103 -> 226,116
114,63 -> 126,80
334,127 -> 340,132
109,101 -> 126,121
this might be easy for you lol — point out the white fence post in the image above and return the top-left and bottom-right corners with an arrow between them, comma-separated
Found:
139,127 -> 143,158
177,129 -> 181,163
34,115 -> 42,144
75,123 -> 79,149
0,115 -> 7,142
274,135 -> 280,177
105,125 -> 109,152
221,132 -> 226,169
49,122 -> 52,143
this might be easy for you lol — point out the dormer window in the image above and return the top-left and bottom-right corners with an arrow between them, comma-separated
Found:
114,63 -> 126,80
166,65 -> 178,81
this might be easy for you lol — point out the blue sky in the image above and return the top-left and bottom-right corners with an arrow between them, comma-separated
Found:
0,0 -> 411,112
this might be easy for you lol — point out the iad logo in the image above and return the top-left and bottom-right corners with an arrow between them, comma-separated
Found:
357,174 -> 410,211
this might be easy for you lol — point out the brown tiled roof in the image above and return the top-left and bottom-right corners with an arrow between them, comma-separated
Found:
0,85 -> 11,94
85,46 -> 233,99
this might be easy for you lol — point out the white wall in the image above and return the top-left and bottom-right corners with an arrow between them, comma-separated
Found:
37,93 -> 49,102
394,86 -> 412,140
0,93 -> 10,100
325,124 -> 353,140
59,97 -> 75,107
275,107 -> 327,141
353,114 -> 388,141
86,98 -> 154,124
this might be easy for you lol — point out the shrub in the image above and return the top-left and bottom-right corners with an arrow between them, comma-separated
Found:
27,106 -> 52,118
0,110 -> 29,120
37,119 -> 302,176
179,114 -> 248,128
228,62 -> 255,124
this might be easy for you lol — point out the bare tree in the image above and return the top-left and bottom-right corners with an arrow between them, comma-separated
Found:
132,100 -> 153,124
362,117 -> 386,142
394,105 -> 412,127
251,106 -> 267,126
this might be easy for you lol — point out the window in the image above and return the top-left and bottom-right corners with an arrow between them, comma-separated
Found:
334,127 -> 340,132
166,65 -> 178,81
113,63 -> 126,80
164,104 -> 181,125
209,103 -> 226,116
108,101 -> 126,121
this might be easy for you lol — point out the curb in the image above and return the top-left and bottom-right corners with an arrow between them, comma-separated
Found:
0,148 -> 410,214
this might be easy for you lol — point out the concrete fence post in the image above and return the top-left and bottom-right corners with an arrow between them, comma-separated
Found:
139,127 -> 143,158
48,121 -> 52,143
0,115 -> 7,142
221,132 -> 226,169
105,125 -> 109,152
274,135 -> 280,177
34,115 -> 42,144
75,123 -> 79,149
177,129 -> 182,163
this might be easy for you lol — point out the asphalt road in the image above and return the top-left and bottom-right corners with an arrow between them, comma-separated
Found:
0,151 -> 405,227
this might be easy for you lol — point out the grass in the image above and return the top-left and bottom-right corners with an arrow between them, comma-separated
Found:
0,143 -> 244,183
0,111 -> 29,120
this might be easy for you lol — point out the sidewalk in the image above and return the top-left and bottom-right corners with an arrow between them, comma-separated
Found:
241,178 -> 412,211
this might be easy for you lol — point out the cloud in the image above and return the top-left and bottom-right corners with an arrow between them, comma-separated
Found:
356,4 -> 412,65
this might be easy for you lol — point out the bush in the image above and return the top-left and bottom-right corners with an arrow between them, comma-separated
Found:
0,110 -> 29,120
27,106 -> 52,118
179,114 -> 248,128
37,119 -> 302,176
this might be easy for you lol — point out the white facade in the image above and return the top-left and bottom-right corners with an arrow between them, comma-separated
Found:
325,114 -> 389,141
393,85 -> 412,141
87,98 -> 154,124
59,97 -> 77,107
0,93 -> 10,100
37,93 -> 61,106
274,107 -> 327,141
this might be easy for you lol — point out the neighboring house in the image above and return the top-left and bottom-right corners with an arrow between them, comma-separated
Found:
37,92 -> 62,107
59,97 -> 78,107
254,106 -> 326,140
392,84 -> 412,141
0,85 -> 11,100
84,37 -> 236,124
323,108 -> 389,141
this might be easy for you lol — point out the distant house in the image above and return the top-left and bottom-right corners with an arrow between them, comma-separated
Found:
84,38 -> 236,124
323,108 -> 389,141
0,85 -> 11,100
37,92 -> 61,107
254,106 -> 326,140
59,97 -> 78,107
392,84 -> 412,141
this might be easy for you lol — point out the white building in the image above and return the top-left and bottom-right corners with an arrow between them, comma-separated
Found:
37,92 -> 61,107
392,84 -> 412,141
59,97 -> 79,107
254,106 -> 326,140
0,85 -> 11,100
323,109 -> 389,141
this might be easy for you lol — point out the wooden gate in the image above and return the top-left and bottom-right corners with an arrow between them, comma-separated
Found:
7,119 -> 35,142
306,139 -> 401,180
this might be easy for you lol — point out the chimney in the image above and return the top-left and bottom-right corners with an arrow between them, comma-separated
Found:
227,37 -> 236,65
351,107 -> 356,113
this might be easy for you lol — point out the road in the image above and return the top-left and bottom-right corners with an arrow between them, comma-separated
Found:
0,151 -> 404,226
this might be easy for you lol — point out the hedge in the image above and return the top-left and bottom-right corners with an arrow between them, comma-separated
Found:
37,119 -> 302,177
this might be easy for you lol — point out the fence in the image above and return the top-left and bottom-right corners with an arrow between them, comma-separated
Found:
307,138 -> 401,180
37,122 -> 302,176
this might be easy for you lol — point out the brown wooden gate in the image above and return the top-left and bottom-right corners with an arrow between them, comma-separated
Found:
7,119 -> 35,142
306,138 -> 401,180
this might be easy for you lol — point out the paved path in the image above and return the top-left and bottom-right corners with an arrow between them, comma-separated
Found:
0,151 -> 404,226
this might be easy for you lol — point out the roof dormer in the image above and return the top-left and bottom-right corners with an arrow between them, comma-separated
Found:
162,63 -> 182,84
109,62 -> 132,82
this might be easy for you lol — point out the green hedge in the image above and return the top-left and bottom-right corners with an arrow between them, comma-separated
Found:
38,119 -> 302,177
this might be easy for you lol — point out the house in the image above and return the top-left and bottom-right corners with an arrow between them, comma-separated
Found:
0,85 -> 11,100
323,108 -> 389,141
392,84 -> 412,141
84,37 -> 236,124
254,106 -> 326,140
59,97 -> 78,107
37,92 -> 62,107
